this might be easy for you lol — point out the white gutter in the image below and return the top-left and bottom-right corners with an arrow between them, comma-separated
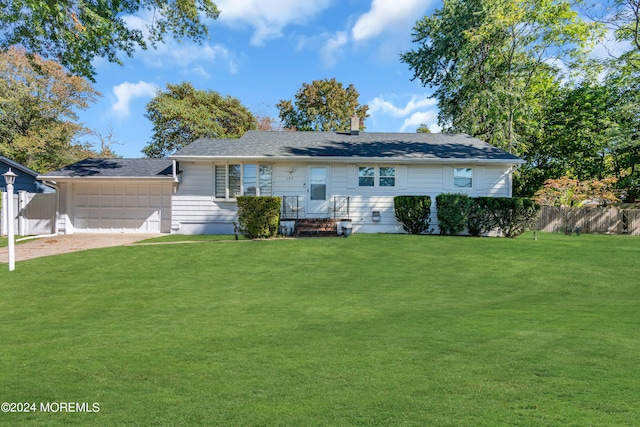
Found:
36,176 -> 175,182
170,155 -> 525,165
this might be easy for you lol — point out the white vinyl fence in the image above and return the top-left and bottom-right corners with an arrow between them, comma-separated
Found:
1,191 -> 56,236
536,206 -> 640,235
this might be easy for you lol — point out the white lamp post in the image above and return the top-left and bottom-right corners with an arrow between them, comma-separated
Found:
3,168 -> 17,271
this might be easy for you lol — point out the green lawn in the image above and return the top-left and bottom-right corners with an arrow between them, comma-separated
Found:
135,234 -> 248,244
0,233 -> 638,426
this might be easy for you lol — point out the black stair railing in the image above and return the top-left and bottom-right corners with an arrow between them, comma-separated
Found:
332,196 -> 350,221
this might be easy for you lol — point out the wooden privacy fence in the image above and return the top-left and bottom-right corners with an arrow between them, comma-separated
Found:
536,206 -> 640,235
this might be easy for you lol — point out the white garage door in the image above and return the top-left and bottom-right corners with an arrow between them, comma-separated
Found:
73,183 -> 171,233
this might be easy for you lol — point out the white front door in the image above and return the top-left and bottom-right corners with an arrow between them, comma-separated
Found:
307,166 -> 329,215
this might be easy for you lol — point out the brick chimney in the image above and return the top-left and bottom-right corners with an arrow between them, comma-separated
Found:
350,114 -> 359,135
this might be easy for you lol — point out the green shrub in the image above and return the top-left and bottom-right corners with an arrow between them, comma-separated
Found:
467,197 -> 498,237
492,197 -> 540,238
236,196 -> 282,239
436,193 -> 472,235
466,197 -> 540,238
394,195 -> 432,234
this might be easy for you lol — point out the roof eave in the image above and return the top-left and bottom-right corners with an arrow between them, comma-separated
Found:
37,175 -> 175,181
170,155 -> 524,165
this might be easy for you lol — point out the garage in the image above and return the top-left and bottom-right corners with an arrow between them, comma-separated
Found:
73,182 -> 171,233
38,158 -> 174,234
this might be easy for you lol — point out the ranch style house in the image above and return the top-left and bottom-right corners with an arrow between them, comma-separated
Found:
37,123 -> 524,235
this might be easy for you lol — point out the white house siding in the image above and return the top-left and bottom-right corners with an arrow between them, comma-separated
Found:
272,163 -> 306,196
327,164 -> 513,234
172,162 -> 313,234
483,167 -> 511,197
171,161 -> 515,235
171,162 -> 228,234
335,164 -> 438,233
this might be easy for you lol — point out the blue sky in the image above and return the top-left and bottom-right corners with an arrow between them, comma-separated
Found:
78,0 -> 442,158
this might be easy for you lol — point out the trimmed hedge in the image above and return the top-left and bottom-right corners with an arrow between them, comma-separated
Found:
467,197 -> 499,237
436,195 -> 540,238
394,195 -> 432,234
236,196 -> 282,239
491,198 -> 540,238
436,193 -> 472,235
467,197 -> 541,238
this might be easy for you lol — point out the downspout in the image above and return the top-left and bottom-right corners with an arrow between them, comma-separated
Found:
509,163 -> 523,198
49,180 -> 60,235
172,159 -> 180,193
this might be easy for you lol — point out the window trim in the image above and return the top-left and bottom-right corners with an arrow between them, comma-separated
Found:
213,163 -> 272,200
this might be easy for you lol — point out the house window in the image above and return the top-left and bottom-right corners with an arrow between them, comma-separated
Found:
380,167 -> 396,187
215,164 -> 272,199
358,166 -> 375,187
454,167 -> 473,188
259,165 -> 272,196
358,166 -> 396,187
243,164 -> 257,196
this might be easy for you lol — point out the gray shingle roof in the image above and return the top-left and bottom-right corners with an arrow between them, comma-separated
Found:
171,131 -> 523,163
38,158 -> 173,179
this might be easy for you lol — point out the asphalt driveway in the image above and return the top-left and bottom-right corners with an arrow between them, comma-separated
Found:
0,233 -> 164,262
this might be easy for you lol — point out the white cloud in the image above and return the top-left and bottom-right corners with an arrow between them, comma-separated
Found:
121,12 -> 238,76
352,0 -> 431,42
400,111 -> 440,132
369,95 -> 437,117
216,0 -> 333,46
319,31 -> 348,68
368,94 -> 439,132
142,42 -> 239,76
112,81 -> 159,118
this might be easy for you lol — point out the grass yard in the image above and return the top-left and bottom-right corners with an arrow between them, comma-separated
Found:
0,233 -> 638,426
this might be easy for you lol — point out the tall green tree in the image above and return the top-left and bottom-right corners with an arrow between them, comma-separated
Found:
608,0 -> 640,57
401,0 -> 600,154
276,78 -> 369,132
143,82 -> 257,158
416,124 -> 432,133
0,0 -> 219,80
516,61 -> 640,197
0,47 -> 99,172
603,60 -> 640,199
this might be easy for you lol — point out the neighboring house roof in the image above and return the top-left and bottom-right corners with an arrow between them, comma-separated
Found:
37,158 -> 174,181
171,131 -> 524,164
0,156 -> 55,193
0,156 -> 41,177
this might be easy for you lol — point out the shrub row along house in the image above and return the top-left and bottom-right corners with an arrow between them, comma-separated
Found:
37,120 -> 523,235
